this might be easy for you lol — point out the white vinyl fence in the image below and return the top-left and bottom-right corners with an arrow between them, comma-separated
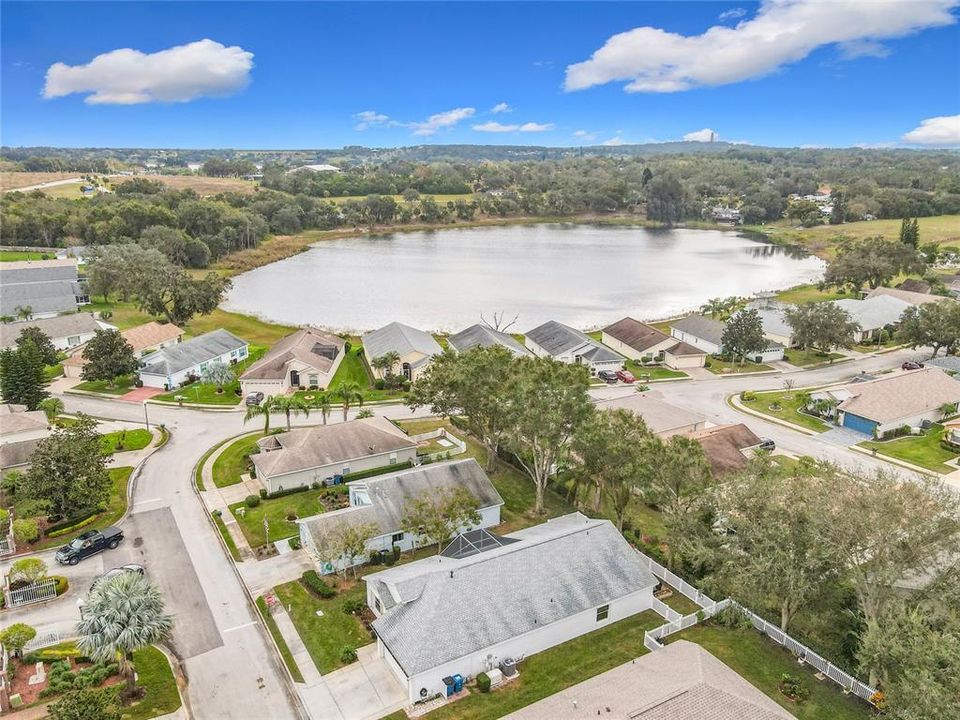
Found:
635,549 -> 878,705
6,578 -> 57,608
0,510 -> 16,557
23,630 -> 62,654
410,428 -> 468,462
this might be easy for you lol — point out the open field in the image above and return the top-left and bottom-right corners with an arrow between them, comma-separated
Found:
140,174 -> 259,195
325,193 -> 474,205
0,171 -> 80,191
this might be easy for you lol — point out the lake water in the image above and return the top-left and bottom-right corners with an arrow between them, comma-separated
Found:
222,223 -> 825,332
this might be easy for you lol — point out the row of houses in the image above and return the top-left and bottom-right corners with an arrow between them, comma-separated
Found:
0,258 -> 89,320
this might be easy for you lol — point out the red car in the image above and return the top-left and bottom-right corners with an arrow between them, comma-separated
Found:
616,369 -> 636,383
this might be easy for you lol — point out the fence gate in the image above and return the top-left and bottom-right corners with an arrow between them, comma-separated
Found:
7,578 -> 57,608
0,537 -> 13,557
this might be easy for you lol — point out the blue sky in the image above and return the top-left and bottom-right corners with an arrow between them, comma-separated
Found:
3,1 -> 959,149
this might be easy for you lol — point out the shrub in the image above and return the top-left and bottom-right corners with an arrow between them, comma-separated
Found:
342,598 -> 364,615
374,378 -> 386,390
259,488 -> 268,499
284,506 -> 298,521
779,673 -> 810,703
52,576 -> 69,596
311,481 -> 321,490
476,672 -> 491,693
0,507 -> 9,528
340,646 -> 358,663
12,517 -> 39,544
740,390 -> 756,402
289,536 -> 302,550
46,514 -> 99,538
265,485 -> 311,500
301,570 -> 336,599
10,557 -> 47,584
244,495 -> 260,508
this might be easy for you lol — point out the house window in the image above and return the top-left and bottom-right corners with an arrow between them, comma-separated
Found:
374,597 -> 382,613
342,466 -> 350,476
238,347 -> 248,358
67,335 -> 80,346
308,374 -> 319,386
200,363 -> 208,372
392,532 -> 404,543
389,452 -> 398,465
596,604 -> 609,622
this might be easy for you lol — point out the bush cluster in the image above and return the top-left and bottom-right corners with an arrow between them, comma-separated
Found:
476,672 -> 491,693
301,570 -> 336,599
37,659 -> 119,698
244,495 -> 260,508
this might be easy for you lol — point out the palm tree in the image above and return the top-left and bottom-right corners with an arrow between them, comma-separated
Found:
940,402 -> 958,421
200,361 -> 235,394
244,395 -> 278,434
332,380 -> 364,421
14,305 -> 33,321
371,351 -> 400,377
311,392 -> 332,425
699,298 -> 726,319
38,397 -> 64,423
76,572 -> 172,699
273,395 -> 310,431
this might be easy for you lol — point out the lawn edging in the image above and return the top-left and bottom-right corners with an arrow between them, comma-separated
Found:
848,444 -> 940,477
714,368 -> 782,378
727,393 -> 819,436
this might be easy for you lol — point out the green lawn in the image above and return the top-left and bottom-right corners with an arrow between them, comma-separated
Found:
707,356 -> 774,374
762,214 -> 960,256
781,348 -> 845,367
661,585 -> 702,616
74,374 -> 137,395
100,428 -> 153,454
273,579 -> 372,674
738,390 -> 831,433
229,488 -> 342,546
860,424 -> 958,474
123,646 -> 182,720
669,625 -> 871,720
625,359 -> 688,381
296,345 -> 406,403
256,596 -> 304,682
775,284 -> 855,304
211,432 -> 266,488
153,346 -> 266,405
195,436 -> 233,490
44,363 -> 64,381
420,611 -> 664,720
0,250 -> 51,261
213,512 -> 242,561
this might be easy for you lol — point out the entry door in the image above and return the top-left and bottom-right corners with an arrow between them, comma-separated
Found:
290,370 -> 300,386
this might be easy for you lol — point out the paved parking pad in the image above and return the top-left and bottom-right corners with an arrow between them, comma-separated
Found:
321,645 -> 407,720
117,507 -> 223,658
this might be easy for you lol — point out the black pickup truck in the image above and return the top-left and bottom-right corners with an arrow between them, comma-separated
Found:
55,527 -> 124,566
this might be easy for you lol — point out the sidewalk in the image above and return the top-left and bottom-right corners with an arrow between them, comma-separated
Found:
271,603 -> 322,685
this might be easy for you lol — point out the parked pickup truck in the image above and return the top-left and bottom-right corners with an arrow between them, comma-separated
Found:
55,527 -> 124,566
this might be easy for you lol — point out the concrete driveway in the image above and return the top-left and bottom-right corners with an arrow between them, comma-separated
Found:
314,645 -> 406,720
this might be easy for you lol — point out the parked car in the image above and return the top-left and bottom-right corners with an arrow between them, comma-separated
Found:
616,370 -> 636,383
55,527 -> 124,566
597,370 -> 619,383
901,361 -> 924,370
90,564 -> 144,592
758,438 -> 776,451
245,391 -> 265,406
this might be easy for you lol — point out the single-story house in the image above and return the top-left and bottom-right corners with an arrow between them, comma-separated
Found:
524,321 -> 623,375
690,424 -> 763,477
62,321 -> 183,377
365,512 -> 657,703
285,164 -> 341,174
240,327 -> 345,397
865,286 -> 953,307
299,458 -> 503,575
502,639 -> 796,720
754,307 -> 795,348
897,279 -> 932,294
831,367 -> 960,437
831,295 -> 911,343
447,324 -> 531,357
138,328 -> 248,390
0,404 -> 52,475
362,322 -> 443,382
601,317 -> 676,362
0,313 -> 115,352
662,340 -> 708,369
252,416 -> 419,494
593,392 -> 707,438
943,419 -> 960,449
670,315 -> 784,363
0,258 -> 89,319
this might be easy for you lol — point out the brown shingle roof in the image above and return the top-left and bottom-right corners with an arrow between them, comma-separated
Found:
241,327 -> 345,381
837,367 -> 960,423
865,286 -> 953,307
666,340 -> 706,356
691,423 -> 762,477
121,321 -> 183,352
593,392 -> 705,437
0,404 -> 49,435
603,317 -> 672,353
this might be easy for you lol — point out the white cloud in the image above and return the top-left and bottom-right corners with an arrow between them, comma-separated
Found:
838,39 -> 891,59
573,130 -> 598,141
683,128 -> 718,142
490,102 -> 512,114
409,107 -> 475,136
602,136 -> 628,146
44,39 -> 253,104
718,7 -> 747,21
354,110 -> 391,130
564,0 -> 957,93
473,121 -> 554,133
902,114 -> 960,146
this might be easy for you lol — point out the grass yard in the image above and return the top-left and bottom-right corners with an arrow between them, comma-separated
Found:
766,214 -> 960,255
625,359 -> 688,381
44,363 -> 64,381
100,428 -> 153,454
211,432 -> 266,488
775,284 -> 855,304
0,249 -> 52,261
781,348 -> 846,367
256,596 -> 304,683
738,390 -> 831,433
74,374 -> 137,395
301,345 -> 407,403
153,345 -> 266,405
213,511 -> 242,561
860,424 -> 958,474
706,357 -> 774,375
669,625 -> 871,720
273,579 -> 372,674
418,611 -> 664,720
229,487 -> 342,545
661,585 -> 702,616
123,646 -> 183,720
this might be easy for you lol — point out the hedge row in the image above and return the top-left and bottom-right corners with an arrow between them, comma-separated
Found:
342,460 -> 413,482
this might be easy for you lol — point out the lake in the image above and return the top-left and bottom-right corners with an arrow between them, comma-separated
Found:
222,223 -> 825,332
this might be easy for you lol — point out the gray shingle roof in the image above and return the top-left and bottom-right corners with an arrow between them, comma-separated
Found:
299,458 -> 503,540
526,320 -> 622,363
362,322 -> 442,360
240,327 -> 344,380
831,295 -> 911,332
367,513 -> 656,676
0,313 -> 105,349
139,328 -> 247,377
0,259 -> 82,317
448,324 -> 530,356
670,315 -> 726,346
928,356 -> 960,373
